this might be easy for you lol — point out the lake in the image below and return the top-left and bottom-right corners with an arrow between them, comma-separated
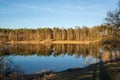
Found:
0,44 -> 119,75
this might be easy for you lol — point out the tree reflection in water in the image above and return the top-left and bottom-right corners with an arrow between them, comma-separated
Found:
0,44 -> 100,58
0,44 -> 120,62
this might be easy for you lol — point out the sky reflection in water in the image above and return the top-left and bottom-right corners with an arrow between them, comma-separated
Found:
6,54 -> 99,74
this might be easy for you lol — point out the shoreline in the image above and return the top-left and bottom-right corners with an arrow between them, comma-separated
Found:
0,40 -> 100,44
51,40 -> 100,44
1,59 -> 120,80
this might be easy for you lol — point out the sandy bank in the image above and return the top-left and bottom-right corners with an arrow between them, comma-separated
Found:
1,40 -> 100,44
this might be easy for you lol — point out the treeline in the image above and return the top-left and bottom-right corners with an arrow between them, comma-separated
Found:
0,25 -> 109,41
0,1 -> 120,42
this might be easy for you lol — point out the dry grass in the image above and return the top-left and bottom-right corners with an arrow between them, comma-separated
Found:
52,40 -> 100,44
5,40 -> 100,44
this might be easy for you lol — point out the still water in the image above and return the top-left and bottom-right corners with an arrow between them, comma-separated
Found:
6,54 -> 98,74
0,44 -> 119,74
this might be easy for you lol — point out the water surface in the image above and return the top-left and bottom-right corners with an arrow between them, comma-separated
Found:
0,44 -> 119,74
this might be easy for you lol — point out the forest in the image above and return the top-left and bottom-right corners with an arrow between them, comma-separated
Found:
0,25 -> 107,41
0,1 -> 120,43
0,24 -> 119,44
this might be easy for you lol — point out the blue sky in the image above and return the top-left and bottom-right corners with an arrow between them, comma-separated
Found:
0,0 -> 118,29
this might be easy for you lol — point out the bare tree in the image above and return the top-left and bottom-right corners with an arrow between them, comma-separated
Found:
105,0 -> 120,41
